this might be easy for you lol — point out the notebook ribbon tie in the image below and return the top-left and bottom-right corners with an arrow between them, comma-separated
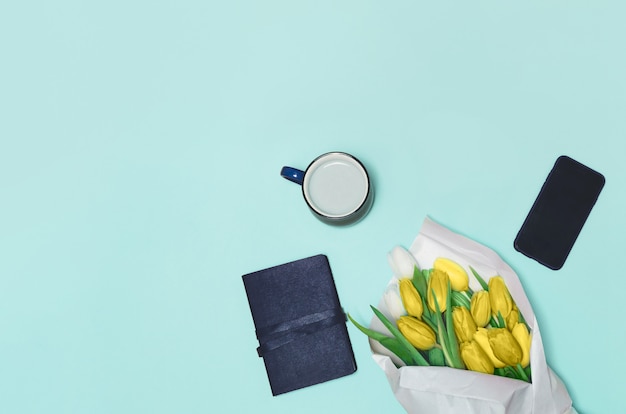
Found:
255,308 -> 346,357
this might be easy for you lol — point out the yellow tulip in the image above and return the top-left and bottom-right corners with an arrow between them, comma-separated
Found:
397,316 -> 436,351
452,306 -> 477,343
427,269 -> 449,313
470,291 -> 491,327
474,328 -> 506,368
399,278 -> 423,318
488,276 -> 513,319
506,307 -> 520,331
460,340 -> 495,374
487,328 -> 523,366
433,257 -> 469,292
512,323 -> 532,368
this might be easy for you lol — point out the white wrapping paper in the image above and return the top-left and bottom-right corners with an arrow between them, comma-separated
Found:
369,218 -> 576,414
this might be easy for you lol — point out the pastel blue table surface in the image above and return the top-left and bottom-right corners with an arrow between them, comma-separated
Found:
1,1 -> 625,413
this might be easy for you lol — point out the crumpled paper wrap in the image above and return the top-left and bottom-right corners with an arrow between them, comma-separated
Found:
369,218 -> 576,414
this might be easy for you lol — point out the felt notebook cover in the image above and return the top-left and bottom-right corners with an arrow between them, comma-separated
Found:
242,254 -> 357,396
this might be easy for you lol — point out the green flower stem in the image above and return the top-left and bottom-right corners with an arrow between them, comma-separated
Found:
516,364 -> 530,382
428,347 -> 445,366
504,366 -> 519,379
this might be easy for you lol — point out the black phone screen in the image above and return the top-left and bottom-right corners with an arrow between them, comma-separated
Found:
514,155 -> 605,270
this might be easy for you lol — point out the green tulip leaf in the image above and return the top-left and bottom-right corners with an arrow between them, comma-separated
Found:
421,312 -> 437,332
412,265 -> 427,300
347,313 -> 392,342
518,310 -> 529,327
451,290 -> 471,310
445,281 -> 464,369
469,266 -> 489,291
412,265 -> 434,325
370,306 -> 430,366
431,291 -> 451,367
525,365 -> 532,383
422,269 -> 431,282
347,314 -> 416,366
497,311 -> 506,329
378,338 -> 419,366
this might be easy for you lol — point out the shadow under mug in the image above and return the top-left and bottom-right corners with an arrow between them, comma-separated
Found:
281,152 -> 374,225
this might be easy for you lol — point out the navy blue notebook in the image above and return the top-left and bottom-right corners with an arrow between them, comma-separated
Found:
242,254 -> 357,395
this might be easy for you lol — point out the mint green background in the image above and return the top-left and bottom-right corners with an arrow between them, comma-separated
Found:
1,1 -> 624,413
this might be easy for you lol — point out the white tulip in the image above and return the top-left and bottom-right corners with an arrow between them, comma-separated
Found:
383,281 -> 407,321
387,245 -> 419,279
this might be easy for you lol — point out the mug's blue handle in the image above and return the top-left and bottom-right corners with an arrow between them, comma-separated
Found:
280,166 -> 304,185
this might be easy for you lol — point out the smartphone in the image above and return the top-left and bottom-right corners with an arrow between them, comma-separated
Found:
514,155 -> 605,270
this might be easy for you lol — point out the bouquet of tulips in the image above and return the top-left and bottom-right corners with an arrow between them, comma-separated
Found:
350,218 -> 576,414
349,250 -> 532,382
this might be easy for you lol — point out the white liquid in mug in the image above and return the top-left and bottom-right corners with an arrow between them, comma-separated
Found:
304,153 -> 369,217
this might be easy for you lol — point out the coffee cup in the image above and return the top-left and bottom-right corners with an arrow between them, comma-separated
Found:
280,152 -> 373,225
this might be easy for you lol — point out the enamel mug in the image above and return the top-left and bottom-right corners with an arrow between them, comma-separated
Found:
281,152 -> 374,225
